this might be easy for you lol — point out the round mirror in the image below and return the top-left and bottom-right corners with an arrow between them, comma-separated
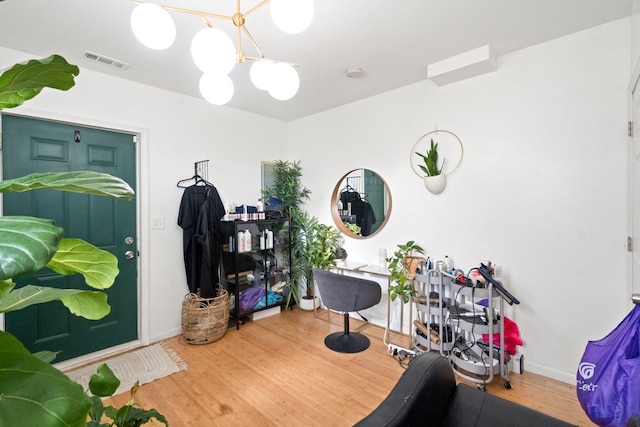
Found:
330,169 -> 392,238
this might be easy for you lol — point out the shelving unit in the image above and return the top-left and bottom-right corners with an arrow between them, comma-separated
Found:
412,269 -> 512,390
221,219 -> 291,329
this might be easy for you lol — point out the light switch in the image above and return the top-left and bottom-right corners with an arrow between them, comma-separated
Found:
151,216 -> 165,230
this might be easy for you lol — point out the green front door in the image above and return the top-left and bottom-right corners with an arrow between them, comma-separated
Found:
2,114 -> 138,362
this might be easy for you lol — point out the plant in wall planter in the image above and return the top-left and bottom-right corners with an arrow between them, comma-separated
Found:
387,240 -> 426,304
415,138 -> 447,194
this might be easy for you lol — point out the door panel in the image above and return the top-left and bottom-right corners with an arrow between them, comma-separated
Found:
2,114 -> 138,362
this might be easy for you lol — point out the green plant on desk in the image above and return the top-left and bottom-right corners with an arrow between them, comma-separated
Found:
387,240 -> 425,303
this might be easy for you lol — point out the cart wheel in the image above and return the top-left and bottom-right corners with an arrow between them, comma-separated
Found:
504,379 -> 512,389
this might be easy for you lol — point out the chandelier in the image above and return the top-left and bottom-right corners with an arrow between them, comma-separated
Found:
130,0 -> 314,105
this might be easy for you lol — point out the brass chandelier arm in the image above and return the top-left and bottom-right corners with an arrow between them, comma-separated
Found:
131,0 -> 298,66
243,0 -> 271,18
130,0 -> 271,23
242,25 -> 266,59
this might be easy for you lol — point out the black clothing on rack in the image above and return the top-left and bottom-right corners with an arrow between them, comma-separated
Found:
177,183 -> 225,297
340,189 -> 377,236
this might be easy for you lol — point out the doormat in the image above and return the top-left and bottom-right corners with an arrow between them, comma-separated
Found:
65,342 -> 187,397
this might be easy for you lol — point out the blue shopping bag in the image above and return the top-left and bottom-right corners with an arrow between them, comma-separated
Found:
577,305 -> 640,426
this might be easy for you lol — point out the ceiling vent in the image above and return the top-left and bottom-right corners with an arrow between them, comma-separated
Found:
83,51 -> 130,71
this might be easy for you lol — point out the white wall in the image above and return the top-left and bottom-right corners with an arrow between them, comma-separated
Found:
289,18 -> 632,383
0,47 -> 289,343
1,16 -> 634,385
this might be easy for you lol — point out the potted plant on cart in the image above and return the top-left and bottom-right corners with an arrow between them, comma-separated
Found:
415,138 -> 446,194
387,240 -> 426,304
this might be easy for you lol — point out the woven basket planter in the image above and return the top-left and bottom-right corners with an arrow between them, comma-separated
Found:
181,289 -> 229,345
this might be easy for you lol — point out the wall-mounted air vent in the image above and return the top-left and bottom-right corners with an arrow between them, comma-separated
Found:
83,51 -> 130,71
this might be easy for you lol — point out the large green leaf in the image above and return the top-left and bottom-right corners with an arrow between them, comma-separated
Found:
0,171 -> 134,200
0,54 -> 79,110
88,363 -> 121,398
0,331 -> 91,427
48,238 -> 119,290
0,279 -> 16,298
0,216 -> 63,280
0,285 -> 110,319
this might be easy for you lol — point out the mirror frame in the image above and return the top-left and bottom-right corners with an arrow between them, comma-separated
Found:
330,168 -> 392,239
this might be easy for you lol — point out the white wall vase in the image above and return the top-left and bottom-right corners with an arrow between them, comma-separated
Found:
424,174 -> 446,194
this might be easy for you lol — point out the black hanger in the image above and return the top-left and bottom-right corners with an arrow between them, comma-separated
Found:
177,174 -> 212,188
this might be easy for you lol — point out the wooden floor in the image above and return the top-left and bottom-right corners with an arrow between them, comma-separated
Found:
103,308 -> 593,426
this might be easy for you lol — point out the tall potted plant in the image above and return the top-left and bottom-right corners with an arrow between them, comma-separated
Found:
297,213 -> 343,310
415,138 -> 447,194
387,240 -> 425,304
264,160 -> 311,308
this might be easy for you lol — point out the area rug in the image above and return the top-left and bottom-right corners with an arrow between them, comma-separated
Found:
65,342 -> 187,396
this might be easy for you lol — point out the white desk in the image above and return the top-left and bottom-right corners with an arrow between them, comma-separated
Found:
349,265 -> 413,347
334,260 -> 368,273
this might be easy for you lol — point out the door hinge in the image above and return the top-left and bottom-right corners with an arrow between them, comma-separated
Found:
629,121 -> 634,137
628,236 -> 634,252
133,135 -> 138,144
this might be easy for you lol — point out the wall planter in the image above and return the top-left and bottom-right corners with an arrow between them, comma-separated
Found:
424,174 -> 447,194
411,129 -> 463,194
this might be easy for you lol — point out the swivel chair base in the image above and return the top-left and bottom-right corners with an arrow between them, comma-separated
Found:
324,312 -> 370,353
324,331 -> 370,353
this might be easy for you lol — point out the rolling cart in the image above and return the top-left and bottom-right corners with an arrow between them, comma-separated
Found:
411,266 -> 518,390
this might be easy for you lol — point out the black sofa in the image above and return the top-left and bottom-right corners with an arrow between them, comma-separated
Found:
355,351 -> 576,427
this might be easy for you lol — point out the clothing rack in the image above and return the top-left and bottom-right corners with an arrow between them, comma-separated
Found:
195,159 -> 209,181
177,159 -> 210,188
341,183 -> 368,201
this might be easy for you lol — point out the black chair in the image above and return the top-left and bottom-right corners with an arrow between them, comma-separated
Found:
312,268 -> 381,353
354,351 -> 576,426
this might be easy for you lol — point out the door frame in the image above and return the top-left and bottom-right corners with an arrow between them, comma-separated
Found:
0,107 -> 151,370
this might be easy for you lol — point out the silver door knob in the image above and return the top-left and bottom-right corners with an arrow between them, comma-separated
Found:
125,250 -> 135,260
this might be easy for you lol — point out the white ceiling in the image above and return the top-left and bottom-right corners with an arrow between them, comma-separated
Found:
0,0 -> 634,122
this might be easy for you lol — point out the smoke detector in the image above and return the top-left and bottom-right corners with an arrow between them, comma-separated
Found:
345,67 -> 364,78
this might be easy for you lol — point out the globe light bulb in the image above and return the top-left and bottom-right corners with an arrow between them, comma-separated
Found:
250,60 -> 275,91
191,28 -> 236,74
130,3 -> 176,50
199,73 -> 234,105
267,63 -> 299,101
270,0 -> 314,34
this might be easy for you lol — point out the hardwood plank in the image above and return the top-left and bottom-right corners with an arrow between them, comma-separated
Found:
99,308 -> 593,426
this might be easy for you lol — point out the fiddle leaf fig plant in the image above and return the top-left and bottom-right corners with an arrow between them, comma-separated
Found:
387,240 -> 425,303
0,53 -> 165,426
415,138 -> 445,177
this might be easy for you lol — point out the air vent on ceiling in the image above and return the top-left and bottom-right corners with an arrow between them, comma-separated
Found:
83,51 -> 130,71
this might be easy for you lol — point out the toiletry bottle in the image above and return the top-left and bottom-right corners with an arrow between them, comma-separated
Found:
260,230 -> 266,250
266,229 -> 274,249
237,230 -> 245,252
256,198 -> 264,220
244,229 -> 252,251
444,255 -> 453,272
